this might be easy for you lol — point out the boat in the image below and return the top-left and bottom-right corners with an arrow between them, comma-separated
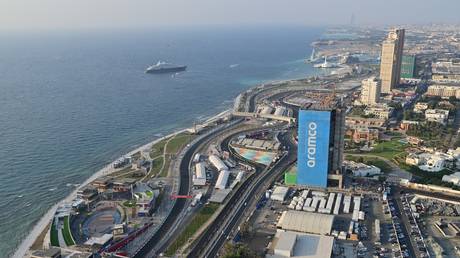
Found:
313,56 -> 340,68
146,61 -> 187,74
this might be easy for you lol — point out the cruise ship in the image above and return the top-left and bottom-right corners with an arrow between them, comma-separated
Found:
145,61 -> 187,74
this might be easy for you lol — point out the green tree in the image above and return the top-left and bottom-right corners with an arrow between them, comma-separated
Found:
223,243 -> 260,258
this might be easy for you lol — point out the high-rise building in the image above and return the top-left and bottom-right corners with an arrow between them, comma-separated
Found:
294,102 -> 345,188
401,55 -> 416,79
379,28 -> 405,93
360,77 -> 381,105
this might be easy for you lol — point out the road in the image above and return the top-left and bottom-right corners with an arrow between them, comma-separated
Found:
133,119 -> 243,257
150,124 -> 272,256
188,129 -> 297,257
391,187 -> 419,258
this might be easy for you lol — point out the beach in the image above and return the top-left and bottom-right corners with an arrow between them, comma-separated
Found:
12,108 -> 234,258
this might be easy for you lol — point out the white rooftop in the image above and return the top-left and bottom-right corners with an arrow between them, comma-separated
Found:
84,233 -> 112,246
271,186 -> 289,202
277,211 -> 334,235
267,230 -> 334,258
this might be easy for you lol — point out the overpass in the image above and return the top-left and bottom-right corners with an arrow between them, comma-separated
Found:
233,111 -> 296,124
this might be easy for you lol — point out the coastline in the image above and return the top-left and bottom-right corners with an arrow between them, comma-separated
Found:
14,69 -> 319,257
13,108 -> 232,258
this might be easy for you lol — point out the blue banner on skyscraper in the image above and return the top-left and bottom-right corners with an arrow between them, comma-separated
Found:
297,110 -> 331,187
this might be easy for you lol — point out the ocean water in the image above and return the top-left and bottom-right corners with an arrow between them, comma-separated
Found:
0,26 -> 323,256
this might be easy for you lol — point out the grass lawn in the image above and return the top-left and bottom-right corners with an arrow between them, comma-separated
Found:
62,216 -> 75,246
50,219 -> 59,247
152,156 -> 164,175
165,203 -> 220,256
160,155 -> 172,177
150,138 -> 169,159
346,155 -> 392,173
166,133 -> 194,154
111,166 -> 135,177
368,140 -> 407,160
146,190 -> 153,198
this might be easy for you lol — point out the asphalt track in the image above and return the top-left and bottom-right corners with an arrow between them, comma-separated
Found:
133,120 -> 243,257
188,130 -> 297,257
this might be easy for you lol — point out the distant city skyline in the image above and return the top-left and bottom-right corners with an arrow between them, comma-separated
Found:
1,0 -> 460,31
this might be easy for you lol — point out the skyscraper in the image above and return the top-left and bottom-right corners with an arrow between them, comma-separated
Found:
360,77 -> 381,105
379,28 -> 405,94
295,101 -> 345,188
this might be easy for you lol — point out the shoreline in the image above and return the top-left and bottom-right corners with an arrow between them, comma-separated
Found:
13,72 -> 316,257
13,108 -> 233,258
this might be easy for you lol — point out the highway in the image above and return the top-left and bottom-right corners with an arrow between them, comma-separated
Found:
133,119 -> 244,257
187,129 -> 297,258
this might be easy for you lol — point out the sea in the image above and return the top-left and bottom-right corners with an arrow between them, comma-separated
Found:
0,26 -> 325,256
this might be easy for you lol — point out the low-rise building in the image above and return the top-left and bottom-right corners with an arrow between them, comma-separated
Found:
405,153 -> 424,166
232,137 -> 281,151
271,186 -> 289,202
266,231 -> 334,258
76,186 -> 99,207
90,178 -> 112,193
276,211 -> 335,235
426,84 -> 460,98
442,172 -> 460,186
413,102 -> 429,113
406,152 -> 454,172
352,128 -> 379,144
193,162 -> 207,186
400,120 -> 420,131
135,192 -> 155,216
419,153 -> 451,172
364,105 -> 393,119
432,60 -> 460,82
425,109 -> 449,125
344,161 -> 381,177
407,136 -> 424,146
346,116 -> 386,129
112,178 -> 137,193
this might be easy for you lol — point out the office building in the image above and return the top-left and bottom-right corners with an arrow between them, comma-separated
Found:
296,100 -> 345,188
380,28 -> 405,93
360,77 -> 381,105
401,55 -> 416,79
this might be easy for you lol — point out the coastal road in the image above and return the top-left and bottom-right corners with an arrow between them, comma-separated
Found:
149,124 -> 274,256
188,129 -> 297,257
132,119 -> 244,257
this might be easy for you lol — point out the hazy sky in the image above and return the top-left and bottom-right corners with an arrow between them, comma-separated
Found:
1,0 -> 460,31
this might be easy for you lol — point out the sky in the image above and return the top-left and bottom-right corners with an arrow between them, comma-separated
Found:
1,0 -> 460,31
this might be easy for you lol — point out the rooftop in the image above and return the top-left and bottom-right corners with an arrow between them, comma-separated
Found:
267,231 -> 334,258
277,211 -> 335,235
